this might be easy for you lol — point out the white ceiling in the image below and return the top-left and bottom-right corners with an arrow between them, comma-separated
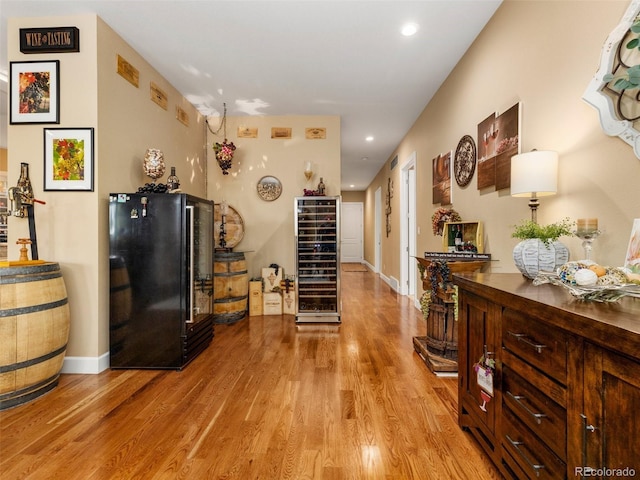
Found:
0,0 -> 502,190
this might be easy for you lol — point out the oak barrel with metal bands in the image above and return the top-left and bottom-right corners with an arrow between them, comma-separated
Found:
0,262 -> 70,410
213,251 -> 248,324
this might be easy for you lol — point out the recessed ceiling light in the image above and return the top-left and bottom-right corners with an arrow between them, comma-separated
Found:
366,136 -> 374,142
350,184 -> 355,188
362,156 -> 369,161
401,23 -> 419,36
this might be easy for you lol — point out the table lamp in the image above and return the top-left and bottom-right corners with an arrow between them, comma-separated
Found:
510,150 -> 558,223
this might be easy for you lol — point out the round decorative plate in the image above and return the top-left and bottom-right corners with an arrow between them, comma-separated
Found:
214,204 -> 245,248
454,135 -> 477,187
257,175 -> 282,201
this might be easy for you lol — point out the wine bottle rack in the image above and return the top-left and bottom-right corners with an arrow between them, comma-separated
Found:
294,196 -> 341,323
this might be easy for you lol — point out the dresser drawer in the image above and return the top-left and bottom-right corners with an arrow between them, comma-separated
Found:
502,365 -> 566,459
502,408 -> 566,480
502,308 -> 568,384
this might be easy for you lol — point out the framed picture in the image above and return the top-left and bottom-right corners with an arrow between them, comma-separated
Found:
43,128 -> 94,191
10,60 -> 60,124
625,218 -> 640,274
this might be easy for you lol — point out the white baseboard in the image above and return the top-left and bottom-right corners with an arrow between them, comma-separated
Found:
61,352 -> 110,374
379,273 -> 400,293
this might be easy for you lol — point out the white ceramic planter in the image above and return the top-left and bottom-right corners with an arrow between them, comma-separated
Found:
513,239 -> 570,279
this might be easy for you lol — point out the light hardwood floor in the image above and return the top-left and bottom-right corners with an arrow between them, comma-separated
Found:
0,268 -> 500,479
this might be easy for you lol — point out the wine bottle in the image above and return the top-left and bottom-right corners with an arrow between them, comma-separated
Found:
455,225 -> 463,251
167,167 -> 180,191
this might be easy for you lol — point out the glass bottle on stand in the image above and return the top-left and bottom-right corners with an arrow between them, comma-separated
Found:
575,218 -> 600,261
167,167 -> 180,192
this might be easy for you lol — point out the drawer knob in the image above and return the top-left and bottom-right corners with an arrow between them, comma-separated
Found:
505,434 -> 546,476
507,330 -> 547,354
506,391 -> 548,425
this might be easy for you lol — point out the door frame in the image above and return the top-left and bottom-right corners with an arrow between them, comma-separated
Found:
400,151 -> 417,297
375,187 -> 382,273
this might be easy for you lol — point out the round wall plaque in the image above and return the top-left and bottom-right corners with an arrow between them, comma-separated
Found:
257,175 -> 282,201
454,135 -> 477,187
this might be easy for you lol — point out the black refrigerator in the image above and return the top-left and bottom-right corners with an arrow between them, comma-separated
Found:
109,193 -> 214,369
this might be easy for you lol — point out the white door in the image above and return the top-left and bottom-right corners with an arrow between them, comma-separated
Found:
400,152 -> 417,297
341,202 -> 363,263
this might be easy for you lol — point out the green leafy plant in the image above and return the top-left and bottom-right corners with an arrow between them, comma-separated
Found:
512,218 -> 574,247
603,19 -> 640,90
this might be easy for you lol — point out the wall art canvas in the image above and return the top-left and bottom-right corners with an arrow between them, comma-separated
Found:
477,103 -> 520,191
432,151 -> 452,205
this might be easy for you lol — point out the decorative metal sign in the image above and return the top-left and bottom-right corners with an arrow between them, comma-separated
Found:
20,27 -> 79,53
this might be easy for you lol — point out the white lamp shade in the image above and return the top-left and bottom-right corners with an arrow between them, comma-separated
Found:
510,150 -> 558,197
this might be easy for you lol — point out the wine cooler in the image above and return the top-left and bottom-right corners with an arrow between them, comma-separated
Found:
294,196 -> 341,323
109,193 -> 215,369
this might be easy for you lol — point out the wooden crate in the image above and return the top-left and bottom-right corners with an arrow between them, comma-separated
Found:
249,281 -> 263,316
263,292 -> 282,315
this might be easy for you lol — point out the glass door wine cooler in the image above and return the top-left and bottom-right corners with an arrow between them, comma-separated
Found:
294,196 -> 341,323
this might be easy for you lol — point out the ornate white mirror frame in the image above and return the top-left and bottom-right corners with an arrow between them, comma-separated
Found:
583,0 -> 640,158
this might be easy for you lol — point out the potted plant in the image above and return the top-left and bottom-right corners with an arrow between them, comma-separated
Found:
511,217 -> 573,279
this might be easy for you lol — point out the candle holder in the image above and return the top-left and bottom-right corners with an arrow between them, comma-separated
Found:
575,229 -> 600,261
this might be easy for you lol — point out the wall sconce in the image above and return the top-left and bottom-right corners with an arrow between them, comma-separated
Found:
510,150 -> 558,223
304,162 -> 313,181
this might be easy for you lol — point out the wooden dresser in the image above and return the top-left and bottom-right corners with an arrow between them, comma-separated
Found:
455,273 -> 640,479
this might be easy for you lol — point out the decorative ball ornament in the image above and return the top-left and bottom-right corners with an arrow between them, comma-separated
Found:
143,148 -> 166,181
575,268 -> 598,286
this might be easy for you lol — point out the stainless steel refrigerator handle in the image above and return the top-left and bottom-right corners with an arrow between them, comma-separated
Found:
186,205 -> 195,324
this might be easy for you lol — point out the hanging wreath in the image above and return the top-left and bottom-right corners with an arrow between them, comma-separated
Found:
431,207 -> 462,236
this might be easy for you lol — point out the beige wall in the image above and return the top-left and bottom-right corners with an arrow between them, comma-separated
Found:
366,1 -> 640,291
206,115 -> 341,278
340,190 -> 365,203
7,15 -> 207,370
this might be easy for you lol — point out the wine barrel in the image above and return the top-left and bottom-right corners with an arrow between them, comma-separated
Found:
426,299 -> 458,361
213,251 -> 248,324
0,263 -> 71,410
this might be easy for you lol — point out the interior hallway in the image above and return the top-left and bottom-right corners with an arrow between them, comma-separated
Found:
0,267 -> 500,479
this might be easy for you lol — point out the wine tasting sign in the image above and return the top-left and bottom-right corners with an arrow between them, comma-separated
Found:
20,27 -> 80,54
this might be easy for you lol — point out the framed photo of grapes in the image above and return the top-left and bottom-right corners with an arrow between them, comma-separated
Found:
43,127 -> 94,191
10,60 -> 60,124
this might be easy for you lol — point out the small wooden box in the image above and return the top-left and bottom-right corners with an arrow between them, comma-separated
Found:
249,281 -> 263,316
442,221 -> 484,253
282,291 -> 296,315
262,267 -> 283,292
263,292 -> 282,315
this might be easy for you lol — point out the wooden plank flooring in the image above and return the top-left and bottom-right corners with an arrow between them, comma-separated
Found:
0,269 -> 501,479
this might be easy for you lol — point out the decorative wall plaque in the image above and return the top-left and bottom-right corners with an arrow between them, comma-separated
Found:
238,127 -> 258,138
117,54 -> 139,88
271,127 -> 291,139
257,176 -> 282,201
305,128 -> 326,139
176,106 -> 189,126
150,82 -> 168,110
454,135 -> 477,187
20,27 -> 79,53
